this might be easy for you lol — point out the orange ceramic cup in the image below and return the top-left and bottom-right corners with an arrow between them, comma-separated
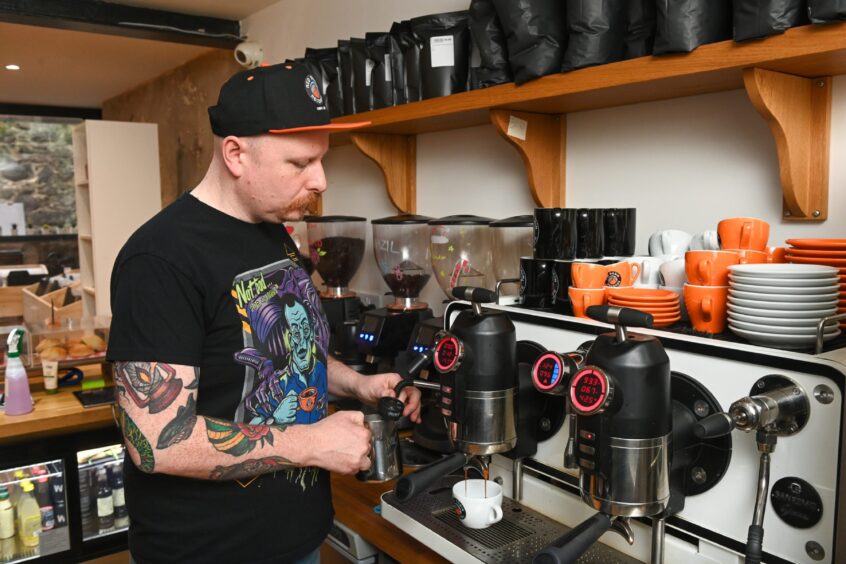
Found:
685,250 -> 740,286
717,217 -> 770,251
766,246 -> 787,263
568,287 -> 606,318
604,261 -> 641,288
683,284 -> 729,334
571,263 -> 608,289
735,249 -> 767,265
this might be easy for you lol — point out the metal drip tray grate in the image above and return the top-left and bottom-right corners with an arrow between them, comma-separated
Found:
382,476 -> 642,564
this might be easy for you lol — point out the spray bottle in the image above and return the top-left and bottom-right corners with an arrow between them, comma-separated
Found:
4,328 -> 32,416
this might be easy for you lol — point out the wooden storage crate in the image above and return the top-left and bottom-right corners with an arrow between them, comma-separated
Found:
22,283 -> 83,327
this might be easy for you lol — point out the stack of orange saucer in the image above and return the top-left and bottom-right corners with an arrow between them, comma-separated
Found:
785,239 -> 846,328
606,288 -> 681,328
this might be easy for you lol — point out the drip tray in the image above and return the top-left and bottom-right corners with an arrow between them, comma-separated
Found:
381,476 -> 642,564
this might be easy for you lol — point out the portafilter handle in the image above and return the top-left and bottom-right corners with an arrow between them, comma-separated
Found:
533,513 -> 614,564
394,452 -> 469,501
378,350 -> 435,420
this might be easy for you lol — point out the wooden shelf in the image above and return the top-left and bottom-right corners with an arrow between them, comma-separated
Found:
332,23 -> 844,219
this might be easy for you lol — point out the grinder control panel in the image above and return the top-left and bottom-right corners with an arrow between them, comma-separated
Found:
570,366 -> 613,416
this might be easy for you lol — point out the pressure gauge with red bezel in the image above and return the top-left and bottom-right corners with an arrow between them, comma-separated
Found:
569,366 -> 614,415
532,352 -> 578,396
433,331 -> 464,373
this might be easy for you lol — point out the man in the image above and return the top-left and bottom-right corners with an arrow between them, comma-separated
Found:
107,62 -> 421,564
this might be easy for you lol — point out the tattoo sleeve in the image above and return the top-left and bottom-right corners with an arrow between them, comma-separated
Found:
209,456 -> 293,481
117,405 -> 155,473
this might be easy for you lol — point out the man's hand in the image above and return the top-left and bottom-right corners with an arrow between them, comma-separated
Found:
356,373 -> 422,423
303,410 -> 372,474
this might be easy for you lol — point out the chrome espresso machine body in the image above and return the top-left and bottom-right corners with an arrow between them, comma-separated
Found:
380,301 -> 846,564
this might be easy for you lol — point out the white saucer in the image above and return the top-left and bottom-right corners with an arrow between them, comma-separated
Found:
727,264 -> 839,278
730,281 -> 838,295
728,274 -> 839,287
728,289 -> 839,302
728,311 -> 839,327
729,319 -> 838,335
727,296 -> 838,310
728,304 -> 838,318
729,325 -> 841,348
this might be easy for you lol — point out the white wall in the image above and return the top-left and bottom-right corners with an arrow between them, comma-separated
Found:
244,1 -> 846,316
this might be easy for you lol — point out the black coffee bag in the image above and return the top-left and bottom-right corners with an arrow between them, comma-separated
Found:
392,20 -> 423,103
492,0 -> 567,85
654,0 -> 732,54
468,0 -> 512,89
626,0 -> 657,58
808,0 -> 846,22
350,37 -> 372,113
338,40 -> 355,115
734,0 -> 807,40
410,11 -> 471,100
366,32 -> 404,109
305,47 -> 343,118
562,0 -> 627,71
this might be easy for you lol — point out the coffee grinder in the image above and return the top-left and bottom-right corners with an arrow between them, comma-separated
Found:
490,215 -> 533,302
307,215 -> 368,366
531,306 -> 733,564
355,215 -> 434,373
429,215 -> 495,300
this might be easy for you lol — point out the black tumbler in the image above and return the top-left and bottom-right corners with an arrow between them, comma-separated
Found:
534,208 -> 577,260
551,260 -> 574,315
602,208 -> 637,257
520,257 -> 554,308
576,208 -> 604,259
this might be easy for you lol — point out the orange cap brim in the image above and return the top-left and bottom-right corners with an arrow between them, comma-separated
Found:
268,121 -> 371,134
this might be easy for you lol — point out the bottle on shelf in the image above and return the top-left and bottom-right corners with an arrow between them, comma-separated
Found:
9,470 -> 26,506
96,468 -> 114,534
4,328 -> 32,416
78,467 -> 94,537
16,480 -> 41,549
34,476 -> 54,532
0,485 -> 14,540
47,464 -> 66,529
111,465 -> 128,529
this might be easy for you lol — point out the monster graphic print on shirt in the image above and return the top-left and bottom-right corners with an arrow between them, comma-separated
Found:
231,259 -> 330,427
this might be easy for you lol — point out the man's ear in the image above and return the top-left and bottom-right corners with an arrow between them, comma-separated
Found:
220,135 -> 248,178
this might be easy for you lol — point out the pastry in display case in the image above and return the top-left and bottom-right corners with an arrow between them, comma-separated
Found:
29,316 -> 109,367
0,460 -> 70,562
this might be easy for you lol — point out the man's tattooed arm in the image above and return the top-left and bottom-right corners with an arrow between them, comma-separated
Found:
113,361 -> 313,482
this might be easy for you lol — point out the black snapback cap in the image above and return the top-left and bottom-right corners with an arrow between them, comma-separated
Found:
208,62 -> 369,137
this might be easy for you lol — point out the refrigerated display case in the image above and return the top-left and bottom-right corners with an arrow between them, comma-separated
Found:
76,445 -> 127,542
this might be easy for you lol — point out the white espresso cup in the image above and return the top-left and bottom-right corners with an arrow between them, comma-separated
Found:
452,480 -> 503,529
689,230 -> 720,251
659,258 -> 686,287
629,256 -> 664,288
648,230 -> 693,258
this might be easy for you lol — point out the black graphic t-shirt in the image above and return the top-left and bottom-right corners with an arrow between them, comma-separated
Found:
107,194 -> 332,564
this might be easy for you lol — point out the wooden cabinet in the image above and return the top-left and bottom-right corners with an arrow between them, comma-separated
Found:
72,121 -> 161,317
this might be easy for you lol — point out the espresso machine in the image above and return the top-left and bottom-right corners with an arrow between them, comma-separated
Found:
355,215 -> 434,373
306,215 -> 368,365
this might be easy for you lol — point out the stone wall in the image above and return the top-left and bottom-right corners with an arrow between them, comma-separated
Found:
0,119 -> 77,232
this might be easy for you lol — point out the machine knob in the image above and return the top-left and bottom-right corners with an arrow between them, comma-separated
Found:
532,352 -> 578,396
569,366 -> 614,416
433,331 -> 464,373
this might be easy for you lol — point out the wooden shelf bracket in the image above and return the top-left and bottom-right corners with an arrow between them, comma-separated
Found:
743,67 -> 831,221
350,132 -> 416,214
490,109 -> 566,208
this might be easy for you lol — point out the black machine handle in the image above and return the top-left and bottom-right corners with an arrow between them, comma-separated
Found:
394,452 -> 467,501
533,513 -> 613,564
379,350 -> 434,420
452,286 -> 498,304
694,412 -> 736,439
586,305 -> 654,329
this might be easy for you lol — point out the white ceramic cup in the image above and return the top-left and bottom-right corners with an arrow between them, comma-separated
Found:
648,230 -> 693,258
452,480 -> 503,529
630,256 -> 664,288
689,230 -> 721,251
659,258 -> 687,287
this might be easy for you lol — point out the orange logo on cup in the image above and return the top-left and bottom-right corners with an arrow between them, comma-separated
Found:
571,263 -> 608,289
685,250 -> 740,286
604,261 -> 640,287
717,217 -> 769,251
683,284 -> 728,334
568,287 -> 606,318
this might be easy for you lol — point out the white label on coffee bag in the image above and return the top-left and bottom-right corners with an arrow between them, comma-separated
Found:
507,115 -> 528,140
384,55 -> 393,82
430,35 -> 454,68
365,59 -> 375,86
